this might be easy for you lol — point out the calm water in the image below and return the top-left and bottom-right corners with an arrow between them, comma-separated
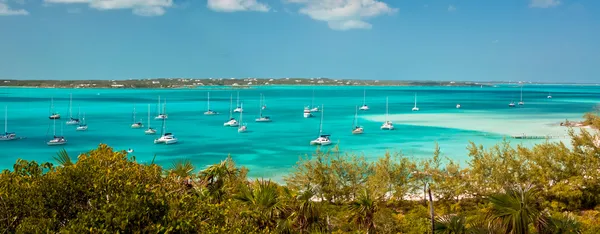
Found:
1,85 -> 599,180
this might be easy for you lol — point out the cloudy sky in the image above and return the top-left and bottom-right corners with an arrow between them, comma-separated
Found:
0,0 -> 598,82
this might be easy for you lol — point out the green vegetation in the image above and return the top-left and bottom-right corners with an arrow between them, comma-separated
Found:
1,114 -> 600,233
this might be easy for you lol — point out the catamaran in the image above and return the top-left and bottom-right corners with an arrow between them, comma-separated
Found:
76,112 -> 88,131
310,105 -> 331,145
411,93 -> 420,111
256,94 -> 271,122
131,105 -> 143,128
1,106 -> 17,141
518,86 -> 525,105
154,116 -> 177,144
49,97 -> 61,119
47,118 -> 67,146
66,94 -> 80,125
381,97 -> 394,130
145,104 -> 157,135
238,103 -> 247,133
154,96 -> 168,120
204,92 -> 217,115
359,89 -> 370,111
233,91 -> 243,113
224,94 -> 239,127
310,89 -> 319,112
352,106 -> 364,134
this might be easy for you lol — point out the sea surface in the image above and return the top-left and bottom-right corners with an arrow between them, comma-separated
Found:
1,85 -> 599,181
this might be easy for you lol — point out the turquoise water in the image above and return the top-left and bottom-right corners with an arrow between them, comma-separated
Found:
1,85 -> 599,180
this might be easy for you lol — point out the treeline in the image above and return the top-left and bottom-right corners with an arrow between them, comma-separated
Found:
1,115 -> 599,233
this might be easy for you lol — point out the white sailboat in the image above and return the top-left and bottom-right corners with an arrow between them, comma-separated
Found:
310,89 -> 319,112
509,101 -> 516,107
47,118 -> 67,146
204,92 -> 218,115
518,86 -> 525,105
1,106 -> 17,141
411,93 -> 420,111
224,94 -> 239,127
155,96 -> 168,120
238,103 -> 247,133
547,92 -> 552,99
359,89 -> 370,111
261,94 -> 267,110
310,105 -> 331,145
76,112 -> 88,131
381,97 -> 394,130
233,91 -> 243,113
303,106 -> 313,118
66,94 -> 80,125
131,105 -> 143,128
49,97 -> 60,119
145,104 -> 157,135
154,116 -> 178,144
352,106 -> 364,134
456,104 -> 461,109
256,94 -> 272,122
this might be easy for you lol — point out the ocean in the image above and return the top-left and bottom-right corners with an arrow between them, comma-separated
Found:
1,85 -> 599,181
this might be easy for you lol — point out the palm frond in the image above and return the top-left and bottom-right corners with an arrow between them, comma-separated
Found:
53,148 -> 73,166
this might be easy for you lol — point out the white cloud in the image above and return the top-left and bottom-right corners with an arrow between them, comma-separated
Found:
448,5 -> 456,12
0,0 -> 29,15
287,0 -> 397,31
529,0 -> 560,8
43,0 -> 173,16
207,0 -> 269,12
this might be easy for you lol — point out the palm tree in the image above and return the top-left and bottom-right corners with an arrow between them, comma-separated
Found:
348,189 -> 378,234
199,156 -> 241,201
53,148 -> 73,166
487,185 -> 547,234
548,212 -> 581,234
234,179 -> 283,231
290,190 -> 325,233
434,215 -> 467,234
168,159 -> 195,186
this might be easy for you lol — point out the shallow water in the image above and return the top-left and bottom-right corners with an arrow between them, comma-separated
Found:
1,85 -> 599,180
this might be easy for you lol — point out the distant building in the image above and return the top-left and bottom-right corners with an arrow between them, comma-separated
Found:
152,81 -> 160,84
111,84 -> 124,88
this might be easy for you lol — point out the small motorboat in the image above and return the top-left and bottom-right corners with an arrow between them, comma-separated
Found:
303,107 -> 313,118
310,134 -> 331,146
127,148 -> 134,153
223,118 -> 239,127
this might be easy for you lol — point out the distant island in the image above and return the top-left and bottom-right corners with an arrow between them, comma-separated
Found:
0,78 -> 491,89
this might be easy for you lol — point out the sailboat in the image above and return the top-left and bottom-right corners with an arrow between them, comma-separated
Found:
310,105 -> 331,145
547,92 -> 552,99
224,94 -> 239,127
76,112 -> 88,131
359,89 -> 370,111
154,115 -> 177,144
47,118 -> 67,146
154,96 -> 168,120
49,97 -> 61,119
509,101 -> 516,107
256,94 -> 272,122
66,94 -> 80,125
352,106 -> 364,134
518,86 -> 525,105
1,106 -> 17,141
261,94 -> 267,110
145,104 -> 157,135
238,103 -> 247,133
204,92 -> 217,115
131,105 -> 143,128
233,91 -> 243,113
411,93 -> 420,111
456,104 -> 461,109
310,89 -> 319,112
381,97 -> 394,130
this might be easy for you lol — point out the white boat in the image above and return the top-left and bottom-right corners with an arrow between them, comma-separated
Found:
261,94 -> 267,110
1,106 -> 17,141
309,89 -> 319,112
238,103 -> 247,133
66,94 -> 80,125
255,94 -> 272,122
310,105 -> 331,145
359,89 -> 369,111
145,104 -> 157,135
76,112 -> 88,131
352,106 -> 364,134
204,92 -> 218,115
381,97 -> 394,130
411,93 -> 420,111
233,91 -> 243,113
509,101 -> 516,107
224,94 -> 239,127
49,97 -> 61,119
47,118 -> 67,146
303,107 -> 313,118
456,104 -> 461,109
518,85 -> 525,105
154,116 -> 177,144
547,93 -> 552,99
154,96 -> 168,120
131,105 -> 143,128
127,148 -> 134,153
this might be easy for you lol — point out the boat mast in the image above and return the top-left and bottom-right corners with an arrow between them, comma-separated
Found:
319,105 -> 324,135
363,89 -> 366,106
147,104 -> 151,129
157,96 -> 161,114
163,98 -> 167,115
259,94 -> 263,117
229,93 -> 233,119
207,92 -> 210,111
4,106 -> 7,133
520,86 -> 523,102
132,105 -> 136,123
354,106 -> 358,128
50,98 -> 54,114
53,118 -> 56,136
311,89 -> 315,108
240,103 -> 244,124
385,97 -> 389,122
160,118 -> 165,136
236,91 -> 240,107
414,93 -> 417,108
69,93 -> 73,118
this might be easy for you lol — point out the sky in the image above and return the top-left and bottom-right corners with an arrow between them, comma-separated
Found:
0,0 -> 599,82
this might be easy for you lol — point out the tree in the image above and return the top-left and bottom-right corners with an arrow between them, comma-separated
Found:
348,189 -> 378,233
488,185 -> 548,234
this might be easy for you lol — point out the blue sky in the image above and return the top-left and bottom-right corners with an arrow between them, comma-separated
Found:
0,0 -> 599,82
